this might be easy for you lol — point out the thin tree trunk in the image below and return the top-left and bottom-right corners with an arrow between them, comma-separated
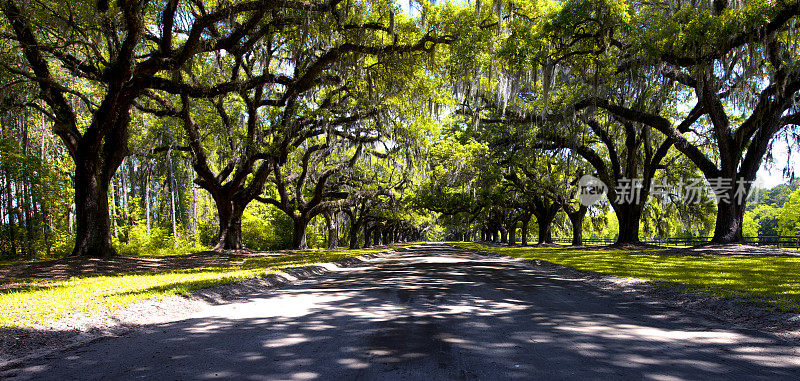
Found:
121,158 -> 129,224
7,153 -> 18,257
67,203 -> 74,236
167,149 -> 177,247
39,107 -> 50,255
189,161 -> 198,240
22,176 -> 33,257
110,178 -> 118,240
145,170 -> 151,236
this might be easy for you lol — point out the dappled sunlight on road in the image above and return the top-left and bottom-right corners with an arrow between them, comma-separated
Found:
3,243 -> 800,380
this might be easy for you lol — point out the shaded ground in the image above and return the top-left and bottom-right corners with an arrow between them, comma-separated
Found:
0,247 -> 396,281
3,243 -> 799,380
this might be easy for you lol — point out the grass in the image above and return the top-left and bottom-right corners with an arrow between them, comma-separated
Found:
0,243 -> 420,328
449,242 -> 800,312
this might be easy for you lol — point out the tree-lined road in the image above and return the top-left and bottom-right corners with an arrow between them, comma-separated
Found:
4,243 -> 799,380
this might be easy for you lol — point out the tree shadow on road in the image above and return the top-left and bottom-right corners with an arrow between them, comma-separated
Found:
3,244 -> 799,380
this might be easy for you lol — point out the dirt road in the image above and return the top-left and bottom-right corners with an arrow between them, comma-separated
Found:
3,243 -> 799,380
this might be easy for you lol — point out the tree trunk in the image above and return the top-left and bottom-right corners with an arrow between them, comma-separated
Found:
214,197 -> 245,251
5,162 -> 16,257
613,203 -> 642,245
507,221 -> 516,245
189,160 -> 198,240
500,228 -> 508,244
121,158 -> 129,224
167,149 -> 178,247
521,216 -> 530,246
349,220 -> 360,249
567,206 -> 587,246
67,203 -> 74,235
71,166 -> 115,257
363,224 -> 372,248
291,216 -> 309,250
144,170 -> 151,236
110,179 -> 118,240
711,200 -> 744,244
325,211 -> 338,250
537,218 -> 553,244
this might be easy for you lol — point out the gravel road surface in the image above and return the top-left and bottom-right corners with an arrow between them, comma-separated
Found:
3,243 -> 799,380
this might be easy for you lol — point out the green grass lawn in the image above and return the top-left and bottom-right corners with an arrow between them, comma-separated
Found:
0,244 -> 420,328
450,242 -> 800,312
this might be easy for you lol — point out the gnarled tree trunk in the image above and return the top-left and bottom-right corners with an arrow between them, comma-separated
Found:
325,211 -> 338,250
612,203 -> 643,245
363,224 -> 372,248
537,218 -> 554,244
532,196 -> 560,245
71,164 -> 115,257
712,200 -> 745,243
211,192 -> 250,251
566,205 -> 588,246
292,216 -> 310,250
709,171 -> 754,244
348,221 -> 360,249
507,220 -> 517,246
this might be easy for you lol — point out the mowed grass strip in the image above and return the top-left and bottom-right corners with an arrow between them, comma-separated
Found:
450,242 -> 800,311
0,244 -> 420,327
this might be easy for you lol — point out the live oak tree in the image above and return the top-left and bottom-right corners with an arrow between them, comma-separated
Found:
139,0 -> 450,251
338,152 -> 408,249
413,134 -> 493,241
260,135 -> 369,249
503,154 -> 591,245
458,0 -> 709,245
530,0 -> 800,243
1,0 -> 354,256
340,189 -> 391,248
623,0 -> 800,243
